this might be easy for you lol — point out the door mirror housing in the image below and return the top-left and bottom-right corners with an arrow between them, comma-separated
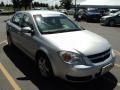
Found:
21,27 -> 34,35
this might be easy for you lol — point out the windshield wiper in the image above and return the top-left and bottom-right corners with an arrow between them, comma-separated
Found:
42,29 -> 80,34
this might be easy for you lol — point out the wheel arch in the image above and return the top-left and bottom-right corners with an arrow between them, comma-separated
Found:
108,19 -> 116,25
35,48 -> 55,75
35,49 -> 48,61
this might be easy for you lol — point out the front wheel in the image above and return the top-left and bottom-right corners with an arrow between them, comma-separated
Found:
109,20 -> 116,27
37,54 -> 53,78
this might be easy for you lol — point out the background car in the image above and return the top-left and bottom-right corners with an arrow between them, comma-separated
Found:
58,9 -> 68,15
80,8 -> 102,22
108,9 -> 120,15
67,9 -> 75,15
6,10 -> 115,82
0,9 -> 4,14
100,11 -> 120,26
32,7 -> 48,10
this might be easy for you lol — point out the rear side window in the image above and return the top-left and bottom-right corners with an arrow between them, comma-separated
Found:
11,13 -> 23,26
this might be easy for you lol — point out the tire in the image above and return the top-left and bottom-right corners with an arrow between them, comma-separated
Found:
37,54 -> 53,78
85,17 -> 90,22
7,33 -> 14,47
109,20 -> 116,27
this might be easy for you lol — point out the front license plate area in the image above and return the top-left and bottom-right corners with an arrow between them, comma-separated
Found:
101,63 -> 114,74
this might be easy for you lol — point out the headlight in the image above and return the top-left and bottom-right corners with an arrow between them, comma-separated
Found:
58,51 -> 86,65
101,18 -> 107,20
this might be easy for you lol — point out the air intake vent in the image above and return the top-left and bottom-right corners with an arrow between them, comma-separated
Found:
87,49 -> 110,63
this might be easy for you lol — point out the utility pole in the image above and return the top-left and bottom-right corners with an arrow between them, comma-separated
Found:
74,0 -> 77,18
75,0 -> 76,10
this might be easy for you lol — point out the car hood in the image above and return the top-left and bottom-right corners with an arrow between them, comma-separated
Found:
43,30 -> 110,56
102,15 -> 112,19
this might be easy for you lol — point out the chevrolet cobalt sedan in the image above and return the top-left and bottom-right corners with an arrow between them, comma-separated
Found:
6,10 -> 116,82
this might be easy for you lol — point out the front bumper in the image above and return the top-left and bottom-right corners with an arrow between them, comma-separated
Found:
100,19 -> 108,25
62,53 -> 116,82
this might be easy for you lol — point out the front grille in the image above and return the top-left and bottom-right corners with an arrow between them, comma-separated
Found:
87,49 -> 111,63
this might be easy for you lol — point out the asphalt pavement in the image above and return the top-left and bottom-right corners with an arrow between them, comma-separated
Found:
0,15 -> 120,90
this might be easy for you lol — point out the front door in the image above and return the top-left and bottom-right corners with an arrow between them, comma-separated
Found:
19,14 -> 37,58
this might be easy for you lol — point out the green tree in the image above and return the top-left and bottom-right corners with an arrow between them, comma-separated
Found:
1,2 -> 5,7
21,0 -> 33,10
50,6 -> 54,10
60,0 -> 72,10
11,0 -> 21,11
12,0 -> 33,11
55,4 -> 59,9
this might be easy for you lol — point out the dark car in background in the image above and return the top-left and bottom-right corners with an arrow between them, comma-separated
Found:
100,11 -> 120,26
81,8 -> 102,22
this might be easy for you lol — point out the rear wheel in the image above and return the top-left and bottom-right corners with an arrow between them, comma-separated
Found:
109,20 -> 116,27
85,17 -> 90,22
37,54 -> 53,78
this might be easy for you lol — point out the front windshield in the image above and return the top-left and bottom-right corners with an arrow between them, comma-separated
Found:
112,11 -> 120,16
34,14 -> 81,34
88,10 -> 99,12
87,8 -> 100,13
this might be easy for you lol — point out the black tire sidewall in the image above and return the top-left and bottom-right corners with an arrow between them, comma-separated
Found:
109,20 -> 115,27
37,54 -> 53,78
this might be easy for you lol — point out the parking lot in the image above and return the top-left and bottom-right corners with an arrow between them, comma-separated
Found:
0,15 -> 120,90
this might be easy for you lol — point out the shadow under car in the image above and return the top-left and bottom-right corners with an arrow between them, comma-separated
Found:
3,45 -> 118,90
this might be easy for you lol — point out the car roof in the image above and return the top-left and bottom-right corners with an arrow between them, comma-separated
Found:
17,10 -> 63,16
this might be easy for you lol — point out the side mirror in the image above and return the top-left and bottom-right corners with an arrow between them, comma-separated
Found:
21,27 -> 34,35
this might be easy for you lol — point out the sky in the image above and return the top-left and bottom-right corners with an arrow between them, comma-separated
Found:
0,0 -> 120,6
0,0 -> 60,5
0,0 -> 84,6
80,0 -> 120,6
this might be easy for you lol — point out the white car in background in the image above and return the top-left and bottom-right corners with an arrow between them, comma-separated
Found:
109,9 -> 120,15
68,9 -> 75,15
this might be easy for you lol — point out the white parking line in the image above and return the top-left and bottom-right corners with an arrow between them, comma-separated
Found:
0,40 -> 7,45
118,83 -> 120,87
114,50 -> 120,56
115,64 -> 120,68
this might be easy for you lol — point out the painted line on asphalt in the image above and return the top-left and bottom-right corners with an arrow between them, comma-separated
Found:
114,50 -> 120,56
115,64 -> 120,68
118,83 -> 120,87
0,63 -> 21,90
0,40 -> 7,45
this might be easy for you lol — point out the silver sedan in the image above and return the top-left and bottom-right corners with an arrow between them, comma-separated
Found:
6,10 -> 116,82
